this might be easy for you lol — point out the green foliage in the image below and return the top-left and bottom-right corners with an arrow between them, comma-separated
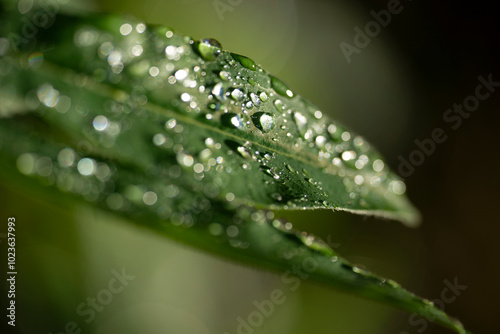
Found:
0,8 -> 467,334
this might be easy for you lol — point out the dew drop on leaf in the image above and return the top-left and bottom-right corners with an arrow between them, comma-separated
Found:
252,112 -> 275,133
196,38 -> 222,61
230,53 -> 257,71
230,88 -> 244,101
270,75 -> 294,98
221,113 -> 245,130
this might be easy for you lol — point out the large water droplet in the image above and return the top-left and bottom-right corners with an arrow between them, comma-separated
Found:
231,53 -> 256,71
196,38 -> 222,61
252,112 -> 275,133
270,75 -> 294,98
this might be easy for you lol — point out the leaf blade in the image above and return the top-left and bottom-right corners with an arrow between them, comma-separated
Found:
0,10 -> 468,333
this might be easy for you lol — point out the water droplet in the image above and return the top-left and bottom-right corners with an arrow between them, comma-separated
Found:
131,45 -> 143,56
165,45 -> 178,59
250,93 -> 261,106
230,88 -> 244,101
293,111 -> 307,133
263,167 -> 280,179
390,180 -> 406,195
153,133 -> 167,146
212,82 -> 226,101
270,75 -> 294,98
259,92 -> 269,102
17,153 -> 36,175
77,158 -> 94,176
165,184 -> 179,198
225,192 -> 235,202
342,151 -> 356,161
136,23 -> 146,33
231,53 -> 256,71
37,83 -> 59,107
226,225 -> 239,237
193,163 -> 204,173
143,191 -> 158,205
174,69 -> 188,81
196,38 -> 222,61
373,159 -> 385,172
55,96 -> 71,113
237,146 -> 252,160
208,223 -> 223,236
252,112 -> 275,133
92,115 -> 108,131
180,92 -> 191,102
149,66 -> 160,77
57,148 -> 75,167
315,135 -> 326,148
34,156 -> 53,177
177,153 -> 194,167
341,131 -> 351,141
219,71 -> 230,80
354,175 -> 364,185
273,99 -> 285,112
119,23 -> 133,36
221,113 -> 245,130
165,118 -> 177,129
353,136 -> 364,146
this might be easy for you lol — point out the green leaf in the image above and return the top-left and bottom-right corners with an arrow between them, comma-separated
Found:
0,9 -> 467,334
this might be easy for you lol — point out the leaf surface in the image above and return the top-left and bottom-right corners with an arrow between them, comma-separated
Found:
0,9 -> 467,333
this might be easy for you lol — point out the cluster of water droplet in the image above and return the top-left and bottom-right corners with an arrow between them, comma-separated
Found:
1,12 -> 416,254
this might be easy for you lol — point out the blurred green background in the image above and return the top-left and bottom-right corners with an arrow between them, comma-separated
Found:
1,0 -> 498,333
